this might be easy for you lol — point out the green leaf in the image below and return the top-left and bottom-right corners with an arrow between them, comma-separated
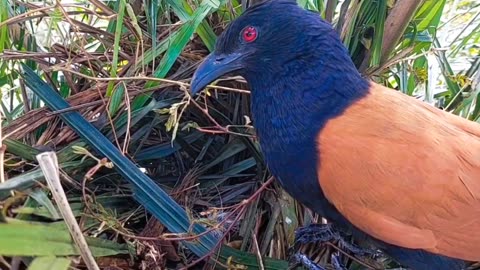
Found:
29,189 -> 60,220
0,221 -> 129,257
108,83 -> 125,115
4,139 -> 40,161
135,2 -> 219,109
166,0 -> 218,51
106,0 -> 127,96
28,256 -> 71,270
147,2 -> 215,87
0,0 -> 9,52
370,0 -> 387,66
415,0 -> 446,32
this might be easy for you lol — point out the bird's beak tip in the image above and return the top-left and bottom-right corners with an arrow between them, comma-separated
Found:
190,71 -> 207,96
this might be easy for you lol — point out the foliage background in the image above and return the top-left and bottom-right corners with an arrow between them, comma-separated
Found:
0,0 -> 479,269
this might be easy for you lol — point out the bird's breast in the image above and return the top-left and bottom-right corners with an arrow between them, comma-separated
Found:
249,76 -> 369,221
252,100 -> 347,221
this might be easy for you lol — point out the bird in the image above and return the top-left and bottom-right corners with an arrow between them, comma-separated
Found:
190,0 -> 480,269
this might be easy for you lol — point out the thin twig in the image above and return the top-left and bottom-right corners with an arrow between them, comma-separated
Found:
111,177 -> 275,243
325,242 -> 377,269
181,207 -> 246,270
47,100 -> 104,115
52,66 -> 250,94
188,95 -> 254,137
252,230 -> 265,270
0,6 -> 54,28
180,177 -> 275,269
122,81 -> 132,154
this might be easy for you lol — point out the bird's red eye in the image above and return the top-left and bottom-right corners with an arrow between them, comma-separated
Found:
242,26 -> 257,43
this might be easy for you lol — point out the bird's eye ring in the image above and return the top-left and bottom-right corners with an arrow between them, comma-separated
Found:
242,26 -> 257,43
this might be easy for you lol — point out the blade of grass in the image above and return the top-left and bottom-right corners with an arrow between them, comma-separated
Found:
370,0 -> 387,67
4,139 -> 40,161
166,0 -> 218,51
0,0 -> 9,53
106,0 -> 126,98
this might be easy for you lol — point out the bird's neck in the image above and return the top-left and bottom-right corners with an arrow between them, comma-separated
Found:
245,59 -> 369,220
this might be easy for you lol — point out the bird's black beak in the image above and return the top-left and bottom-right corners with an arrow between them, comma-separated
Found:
190,52 -> 243,95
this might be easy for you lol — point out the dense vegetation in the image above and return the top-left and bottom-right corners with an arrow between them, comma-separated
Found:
0,0 -> 478,269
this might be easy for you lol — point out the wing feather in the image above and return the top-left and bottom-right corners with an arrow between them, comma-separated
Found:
317,82 -> 480,261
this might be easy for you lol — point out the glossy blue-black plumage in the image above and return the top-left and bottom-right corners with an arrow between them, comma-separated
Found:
191,1 -> 468,269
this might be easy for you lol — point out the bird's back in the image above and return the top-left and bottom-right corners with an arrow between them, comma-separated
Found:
317,82 -> 480,261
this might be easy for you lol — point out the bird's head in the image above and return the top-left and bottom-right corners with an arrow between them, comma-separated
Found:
191,0 -> 347,95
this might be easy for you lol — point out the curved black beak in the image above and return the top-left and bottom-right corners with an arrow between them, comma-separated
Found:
190,52 -> 243,95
